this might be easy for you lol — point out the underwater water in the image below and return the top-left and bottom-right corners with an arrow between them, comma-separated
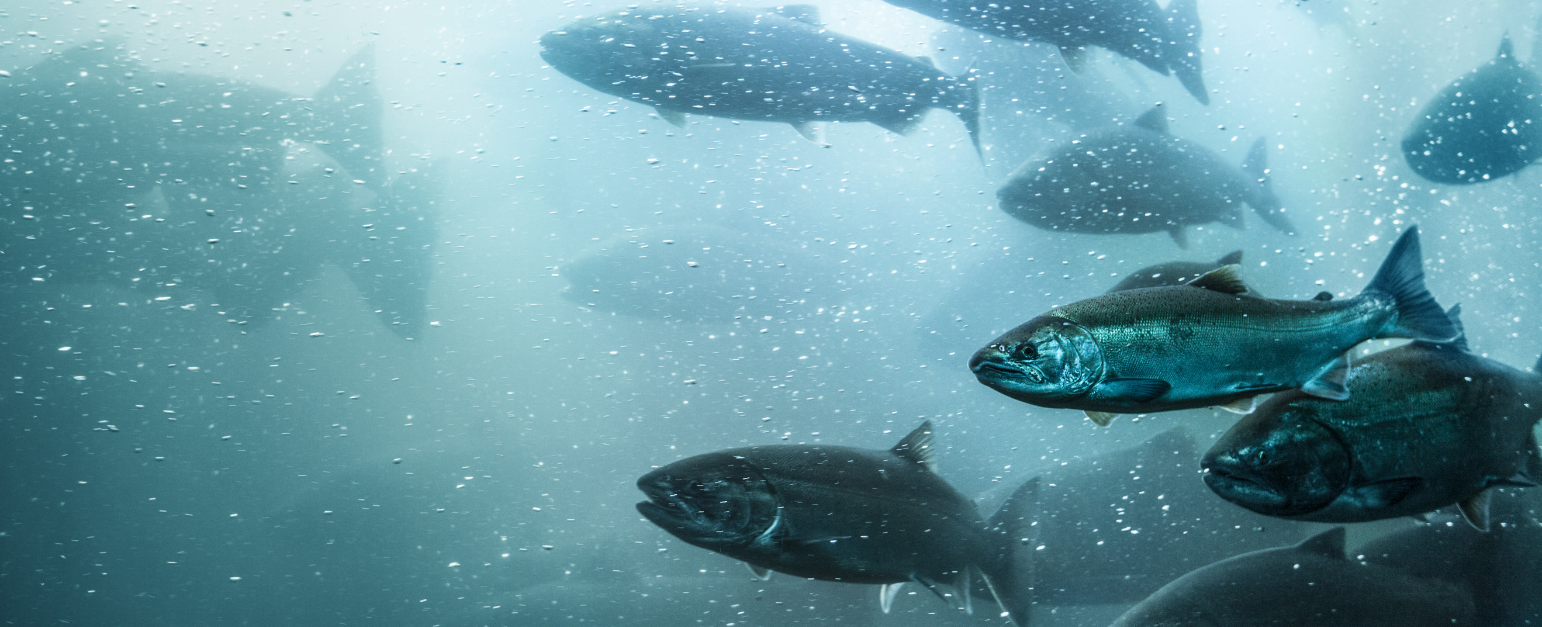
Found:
3,0 -> 1541,625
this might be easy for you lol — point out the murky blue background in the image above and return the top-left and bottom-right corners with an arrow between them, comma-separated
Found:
3,0 -> 1539,625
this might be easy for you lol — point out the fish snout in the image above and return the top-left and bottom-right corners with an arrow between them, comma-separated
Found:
969,345 -> 1023,376
1200,446 -> 1293,514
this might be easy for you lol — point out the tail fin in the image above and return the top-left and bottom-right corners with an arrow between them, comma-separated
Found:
981,476 -> 1039,627
1241,138 -> 1295,234
1364,227 -> 1459,343
312,44 -> 384,188
1165,0 -> 1208,105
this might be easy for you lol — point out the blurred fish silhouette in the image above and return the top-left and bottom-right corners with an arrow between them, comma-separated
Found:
881,0 -> 1209,104
1106,250 -> 1243,292
1109,528 -> 1476,627
0,41 -> 436,337
996,105 -> 1293,248
539,4 -> 980,151
1403,36 -> 1542,184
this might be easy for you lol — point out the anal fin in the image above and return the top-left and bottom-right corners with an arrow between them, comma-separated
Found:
1458,489 -> 1492,532
1058,45 -> 1087,73
654,107 -> 687,127
791,121 -> 825,144
746,562 -> 773,580
1216,396 -> 1257,415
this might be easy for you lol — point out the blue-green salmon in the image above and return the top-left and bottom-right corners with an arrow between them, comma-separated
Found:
969,227 -> 1458,425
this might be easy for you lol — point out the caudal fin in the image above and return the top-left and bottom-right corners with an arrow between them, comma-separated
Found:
1365,226 -> 1459,343
951,65 -> 983,159
312,44 -> 385,188
980,476 -> 1039,627
1241,138 -> 1294,234
1165,0 -> 1208,105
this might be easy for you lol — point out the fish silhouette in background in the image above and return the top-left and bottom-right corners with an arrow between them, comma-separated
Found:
539,4 -> 981,151
0,41 -> 437,337
1403,36 -> 1542,185
880,0 -> 1209,104
636,422 -> 1032,625
977,427 -> 1320,607
1105,250 -> 1242,292
1203,306 -> 1542,531
996,105 -> 1293,248
970,227 -> 1457,425
1109,528 -> 1476,627
1359,490 -> 1542,627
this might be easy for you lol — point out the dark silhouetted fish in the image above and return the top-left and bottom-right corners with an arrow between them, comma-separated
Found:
1202,306 -> 1542,531
561,225 -> 826,323
1106,250 -> 1242,292
539,4 -> 980,150
1403,36 -> 1542,184
1360,490 -> 1542,627
635,422 -> 1030,625
996,106 -> 1293,248
979,427 -> 1319,607
1109,528 -> 1476,627
970,227 -> 1457,425
881,0 -> 1209,104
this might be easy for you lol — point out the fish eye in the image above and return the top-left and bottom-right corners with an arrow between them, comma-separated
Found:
1011,344 -> 1038,361
1246,448 -> 1270,467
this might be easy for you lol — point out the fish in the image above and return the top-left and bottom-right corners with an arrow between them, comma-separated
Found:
880,0 -> 1209,104
1108,527 -> 1476,627
539,4 -> 980,151
969,226 -> 1458,425
1403,36 -> 1542,185
995,105 -> 1294,248
1201,306 -> 1542,531
1106,250 -> 1243,292
0,42 -> 436,338
980,427 -> 1319,607
1359,490 -> 1542,626
560,225 -> 826,323
635,422 -> 1030,625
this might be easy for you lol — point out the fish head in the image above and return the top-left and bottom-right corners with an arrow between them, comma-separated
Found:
539,12 -> 667,85
1200,398 -> 1350,517
636,453 -> 780,552
970,316 -> 1105,405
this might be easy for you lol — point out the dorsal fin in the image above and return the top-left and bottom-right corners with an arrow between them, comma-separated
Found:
1134,105 -> 1168,133
1216,250 -> 1243,265
915,55 -> 937,69
771,4 -> 822,27
1496,34 -> 1514,62
892,421 -> 937,472
1186,264 -> 1251,295
1294,527 -> 1347,559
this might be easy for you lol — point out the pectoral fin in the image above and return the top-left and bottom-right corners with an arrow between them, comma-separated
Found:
791,121 -> 825,144
1058,45 -> 1087,73
1216,396 -> 1257,415
879,582 -> 904,613
1357,477 -> 1422,509
1458,489 -> 1492,532
1301,353 -> 1352,401
1084,410 -> 1118,427
914,570 -> 973,615
1096,377 -> 1171,402
654,107 -> 687,127
746,563 -> 773,580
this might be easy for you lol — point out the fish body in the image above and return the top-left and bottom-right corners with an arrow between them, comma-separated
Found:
540,4 -> 980,149
970,227 -> 1457,422
1403,36 -> 1542,184
636,422 -> 1028,624
1202,315 -> 1542,530
996,106 -> 1292,248
1360,490 -> 1542,626
982,427 -> 1318,607
1109,528 -> 1476,627
880,0 -> 1208,103
1106,250 -> 1242,292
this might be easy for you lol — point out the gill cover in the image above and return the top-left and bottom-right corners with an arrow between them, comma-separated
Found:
636,455 -> 781,551
973,317 -> 1105,404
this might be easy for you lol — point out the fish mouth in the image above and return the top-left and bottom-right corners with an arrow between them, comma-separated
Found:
1201,457 -> 1293,514
636,485 -> 706,531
